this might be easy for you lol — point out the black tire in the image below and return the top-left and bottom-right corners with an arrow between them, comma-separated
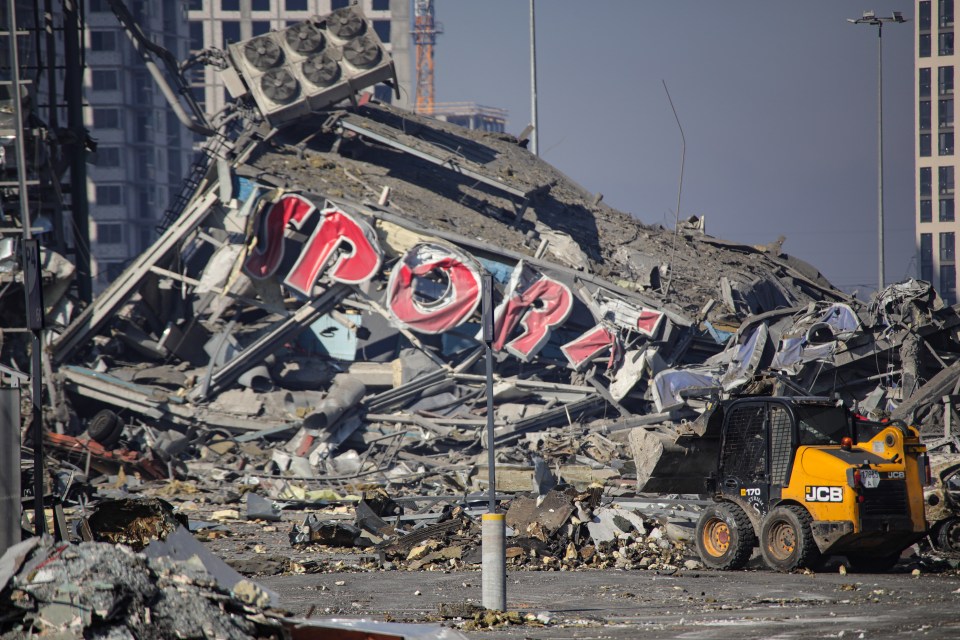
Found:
695,502 -> 757,570
759,505 -> 821,572
87,409 -> 124,448
847,552 -> 900,573
936,517 -> 960,552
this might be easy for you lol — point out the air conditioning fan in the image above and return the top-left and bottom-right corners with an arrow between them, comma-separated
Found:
225,6 -> 397,125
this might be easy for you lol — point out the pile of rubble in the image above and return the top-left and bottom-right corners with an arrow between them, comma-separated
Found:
35,97 -> 960,494
283,488 -> 693,573
6,2 -> 960,562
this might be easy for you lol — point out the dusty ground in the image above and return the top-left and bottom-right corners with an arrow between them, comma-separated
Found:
161,500 -> 960,639
260,567 -> 960,639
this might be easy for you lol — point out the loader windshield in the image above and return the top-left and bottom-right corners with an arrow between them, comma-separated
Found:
795,404 -> 850,446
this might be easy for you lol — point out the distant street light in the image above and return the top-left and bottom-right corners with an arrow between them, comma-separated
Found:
847,10 -> 908,292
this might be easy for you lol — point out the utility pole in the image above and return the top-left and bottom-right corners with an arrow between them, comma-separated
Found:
848,10 -> 908,292
529,0 -> 538,155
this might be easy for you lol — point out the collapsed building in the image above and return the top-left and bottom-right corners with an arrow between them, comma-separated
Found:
4,2 -> 960,545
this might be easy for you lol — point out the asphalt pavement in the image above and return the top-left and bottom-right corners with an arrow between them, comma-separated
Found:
260,565 -> 960,639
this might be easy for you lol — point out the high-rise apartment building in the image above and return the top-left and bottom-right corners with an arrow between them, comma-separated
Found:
186,0 -> 412,118
84,1 -> 196,289
917,0 -> 959,304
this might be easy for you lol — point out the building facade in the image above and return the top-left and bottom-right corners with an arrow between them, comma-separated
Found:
84,0 -> 196,289
918,0 -> 959,304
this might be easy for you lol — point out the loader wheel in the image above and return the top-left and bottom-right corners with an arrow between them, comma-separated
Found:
936,517 -> 960,553
760,505 -> 821,572
695,503 -> 756,570
847,552 -> 900,573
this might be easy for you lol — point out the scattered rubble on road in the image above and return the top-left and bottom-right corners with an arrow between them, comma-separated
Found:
6,3 -> 960,636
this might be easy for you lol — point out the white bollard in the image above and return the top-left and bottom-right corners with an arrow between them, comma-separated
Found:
482,513 -> 506,611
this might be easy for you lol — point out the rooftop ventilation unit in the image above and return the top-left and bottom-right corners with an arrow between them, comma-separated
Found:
225,6 -> 397,125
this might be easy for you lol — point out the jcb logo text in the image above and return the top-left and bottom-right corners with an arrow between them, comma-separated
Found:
805,486 -> 843,502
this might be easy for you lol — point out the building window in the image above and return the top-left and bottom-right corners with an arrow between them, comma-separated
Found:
253,21 -> 271,36
922,199 -> 933,223
91,69 -> 118,91
922,133 -> 933,156
922,100 -> 932,130
96,223 -> 124,244
923,2 -> 933,29
922,233 -> 934,282
189,22 -> 204,51
286,0 -> 308,9
222,21 -> 240,44
922,167 -> 933,196
92,108 -> 121,129
189,0 -> 203,9
922,33 -> 932,57
90,31 -> 117,51
942,198 -> 955,221
940,66 -> 954,95
941,32 -> 955,56
221,0 -> 239,10
941,98 -> 955,127
97,147 -> 121,167
372,0 -> 389,10
941,166 -> 955,195
943,0 -> 955,27
922,68 -> 932,97
941,131 -> 954,155
942,265 -> 957,304
373,20 -> 390,42
331,0 -> 349,9
95,185 -> 123,206
943,232 -> 957,262
252,0 -> 271,9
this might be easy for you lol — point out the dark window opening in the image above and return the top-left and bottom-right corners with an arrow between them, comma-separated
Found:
922,100 -> 932,130
942,198 -> 956,222
922,167 -> 933,196
921,199 -> 933,223
921,68 -> 932,97
941,131 -> 955,155
940,66 -> 954,95
922,133 -> 933,157
922,33 -> 932,57
942,0 -> 954,27
941,31 -> 954,56
922,1 -> 932,29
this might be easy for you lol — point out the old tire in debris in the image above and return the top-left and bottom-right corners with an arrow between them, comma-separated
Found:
760,505 -> 821,572
88,409 -> 124,448
695,502 -> 756,570
935,517 -> 960,552
846,552 -> 900,573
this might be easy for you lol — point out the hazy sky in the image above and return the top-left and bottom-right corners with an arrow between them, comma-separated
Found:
421,1 -> 916,296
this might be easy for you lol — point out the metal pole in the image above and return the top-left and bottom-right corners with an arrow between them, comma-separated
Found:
480,274 -> 505,611
64,0 -> 92,303
529,0 -> 538,155
877,22 -> 885,291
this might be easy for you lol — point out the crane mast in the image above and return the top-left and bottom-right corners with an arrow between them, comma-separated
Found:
413,0 -> 441,114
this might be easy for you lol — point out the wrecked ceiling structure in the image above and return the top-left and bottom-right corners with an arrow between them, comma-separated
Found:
9,4 -> 960,510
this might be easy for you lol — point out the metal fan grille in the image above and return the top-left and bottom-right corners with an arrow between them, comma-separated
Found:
302,53 -> 340,86
260,68 -> 299,103
285,23 -> 324,54
342,36 -> 380,69
244,37 -> 283,70
327,9 -> 364,39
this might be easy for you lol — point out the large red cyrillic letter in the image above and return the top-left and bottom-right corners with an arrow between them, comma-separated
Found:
492,266 -> 572,361
284,206 -> 382,295
561,324 -> 617,370
387,243 -> 482,334
244,194 -> 316,280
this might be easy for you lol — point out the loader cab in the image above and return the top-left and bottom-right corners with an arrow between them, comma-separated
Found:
713,397 -> 850,518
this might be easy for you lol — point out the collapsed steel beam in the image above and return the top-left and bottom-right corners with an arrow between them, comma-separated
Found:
189,283 -> 353,402
51,191 -> 218,365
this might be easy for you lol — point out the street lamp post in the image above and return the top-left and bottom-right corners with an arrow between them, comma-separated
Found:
848,10 -> 907,293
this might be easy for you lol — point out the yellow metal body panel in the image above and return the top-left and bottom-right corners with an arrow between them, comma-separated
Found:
780,426 -> 927,536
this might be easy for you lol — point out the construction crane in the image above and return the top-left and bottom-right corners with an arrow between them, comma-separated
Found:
413,0 -> 442,114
